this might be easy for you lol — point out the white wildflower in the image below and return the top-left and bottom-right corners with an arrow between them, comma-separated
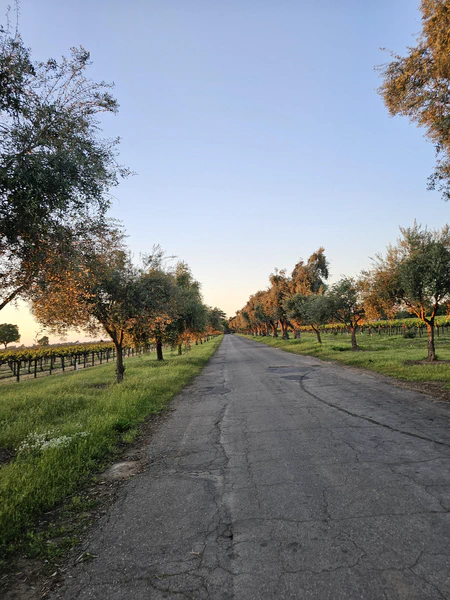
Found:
17,430 -> 90,454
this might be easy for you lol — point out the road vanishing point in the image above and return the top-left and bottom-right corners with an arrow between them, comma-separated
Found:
52,335 -> 450,599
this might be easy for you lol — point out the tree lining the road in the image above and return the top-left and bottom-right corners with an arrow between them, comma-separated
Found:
231,225 -> 450,360
30,233 -> 224,383
362,223 -> 450,361
0,15 -> 224,383
0,12 -> 130,313
378,0 -> 450,200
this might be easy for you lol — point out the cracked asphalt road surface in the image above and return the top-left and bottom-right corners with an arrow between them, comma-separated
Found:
52,335 -> 450,599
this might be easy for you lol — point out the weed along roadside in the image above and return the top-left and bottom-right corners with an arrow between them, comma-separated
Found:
241,333 -> 450,396
0,336 -> 223,563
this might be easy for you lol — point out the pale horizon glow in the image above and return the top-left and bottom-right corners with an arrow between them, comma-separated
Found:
1,0 -> 449,346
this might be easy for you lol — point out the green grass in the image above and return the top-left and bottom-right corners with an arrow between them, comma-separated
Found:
0,337 -> 223,554
241,332 -> 450,387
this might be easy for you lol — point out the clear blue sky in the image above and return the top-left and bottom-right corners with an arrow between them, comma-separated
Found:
2,0 -> 449,345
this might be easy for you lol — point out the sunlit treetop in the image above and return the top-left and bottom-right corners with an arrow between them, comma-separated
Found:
378,0 -> 450,199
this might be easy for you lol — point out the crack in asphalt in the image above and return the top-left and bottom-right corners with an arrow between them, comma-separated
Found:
299,373 -> 450,450
49,336 -> 450,600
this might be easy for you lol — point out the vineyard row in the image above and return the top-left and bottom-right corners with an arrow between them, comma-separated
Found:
0,337 -> 217,383
297,316 -> 450,335
1,343 -> 146,383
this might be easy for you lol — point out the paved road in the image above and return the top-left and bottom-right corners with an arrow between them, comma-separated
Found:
53,335 -> 450,599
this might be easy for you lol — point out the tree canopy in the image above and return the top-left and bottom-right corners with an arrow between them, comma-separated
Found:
364,223 -> 450,360
378,0 -> 450,199
30,232 -> 223,381
291,247 -> 329,295
0,323 -> 20,348
327,278 -> 365,351
285,294 -> 331,344
30,229 -> 175,381
0,19 -> 129,310
230,249 -> 330,339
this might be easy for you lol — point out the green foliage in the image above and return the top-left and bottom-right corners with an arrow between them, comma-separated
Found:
162,261 -> 207,347
30,232 -> 178,381
0,341 -> 114,364
398,225 -> 450,315
369,315 -> 449,330
286,294 -> 331,328
294,315 -> 450,333
0,323 -> 19,348
0,16 -> 129,311
29,236 -> 226,379
378,0 -> 450,199
285,294 -> 332,343
231,248 -> 330,337
366,223 -> 450,360
0,26 -> 124,244
0,336 -> 223,553
207,307 -> 226,332
327,278 -> 365,327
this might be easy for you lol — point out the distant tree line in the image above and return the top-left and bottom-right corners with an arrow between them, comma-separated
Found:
230,224 -> 450,362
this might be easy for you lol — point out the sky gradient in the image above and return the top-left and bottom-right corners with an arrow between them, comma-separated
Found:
2,0 -> 449,346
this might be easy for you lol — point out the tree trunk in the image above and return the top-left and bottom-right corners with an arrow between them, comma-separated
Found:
350,325 -> 358,351
293,329 -> 300,339
156,338 -> 164,361
312,325 -> 322,344
281,321 -> 289,340
178,343 -> 182,356
426,321 -> 437,361
114,341 -> 125,383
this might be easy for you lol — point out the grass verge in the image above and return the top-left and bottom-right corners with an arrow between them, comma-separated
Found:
240,333 -> 450,389
0,337 -> 223,556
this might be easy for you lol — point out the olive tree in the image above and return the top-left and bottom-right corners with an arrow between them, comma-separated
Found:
266,270 -> 291,339
365,223 -> 450,361
327,278 -> 366,351
289,248 -> 330,337
378,0 -> 450,199
0,19 -> 129,311
286,294 -> 331,344
291,247 -> 329,295
31,230 -> 175,382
